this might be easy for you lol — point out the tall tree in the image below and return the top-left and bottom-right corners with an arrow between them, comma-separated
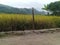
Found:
42,1 -> 60,16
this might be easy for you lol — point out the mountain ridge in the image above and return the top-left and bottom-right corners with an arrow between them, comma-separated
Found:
0,4 -> 45,14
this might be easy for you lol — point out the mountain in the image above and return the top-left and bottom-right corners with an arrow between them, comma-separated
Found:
0,4 -> 45,14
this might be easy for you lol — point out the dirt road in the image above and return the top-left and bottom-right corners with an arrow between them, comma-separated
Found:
0,32 -> 60,45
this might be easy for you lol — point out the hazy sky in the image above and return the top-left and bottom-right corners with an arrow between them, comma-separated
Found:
0,0 -> 59,11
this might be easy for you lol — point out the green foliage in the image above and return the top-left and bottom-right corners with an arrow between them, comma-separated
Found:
42,5 -> 48,10
43,1 -> 60,15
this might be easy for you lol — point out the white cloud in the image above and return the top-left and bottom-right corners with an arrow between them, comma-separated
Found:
0,0 -> 59,11
0,0 -> 58,4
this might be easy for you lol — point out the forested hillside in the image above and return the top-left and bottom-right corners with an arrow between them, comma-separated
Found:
0,4 -> 44,14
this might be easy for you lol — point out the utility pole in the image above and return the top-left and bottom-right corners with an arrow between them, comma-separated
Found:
32,7 -> 35,30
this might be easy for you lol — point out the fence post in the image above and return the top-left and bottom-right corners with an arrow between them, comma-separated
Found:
32,8 -> 35,30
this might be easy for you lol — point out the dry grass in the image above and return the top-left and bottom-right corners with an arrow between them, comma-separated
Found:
0,14 -> 60,31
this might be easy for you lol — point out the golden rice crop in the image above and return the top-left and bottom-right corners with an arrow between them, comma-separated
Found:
0,14 -> 60,31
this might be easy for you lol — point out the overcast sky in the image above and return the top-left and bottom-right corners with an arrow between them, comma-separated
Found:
0,0 -> 59,11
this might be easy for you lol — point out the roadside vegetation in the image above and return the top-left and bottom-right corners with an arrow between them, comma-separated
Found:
0,14 -> 60,31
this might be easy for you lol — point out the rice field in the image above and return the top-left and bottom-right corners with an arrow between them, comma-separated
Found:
0,14 -> 60,31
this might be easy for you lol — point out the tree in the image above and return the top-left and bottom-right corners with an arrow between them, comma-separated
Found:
42,1 -> 60,16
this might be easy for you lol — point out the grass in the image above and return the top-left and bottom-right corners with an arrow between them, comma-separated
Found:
0,14 -> 60,31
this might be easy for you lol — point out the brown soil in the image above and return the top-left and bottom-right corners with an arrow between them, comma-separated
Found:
0,32 -> 60,45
